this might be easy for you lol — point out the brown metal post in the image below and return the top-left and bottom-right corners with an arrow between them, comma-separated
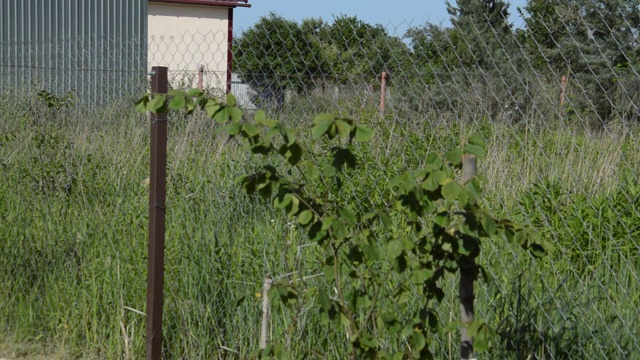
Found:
146,66 -> 168,360
226,8 -> 234,94
460,154 -> 477,360
379,71 -> 387,117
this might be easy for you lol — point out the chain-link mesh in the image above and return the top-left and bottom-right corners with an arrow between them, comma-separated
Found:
1,3 -> 639,358
221,8 -> 638,358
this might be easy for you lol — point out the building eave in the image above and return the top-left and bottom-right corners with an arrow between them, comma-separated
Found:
149,0 -> 251,8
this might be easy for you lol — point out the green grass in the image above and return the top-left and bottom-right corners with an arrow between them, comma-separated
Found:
0,95 -> 638,359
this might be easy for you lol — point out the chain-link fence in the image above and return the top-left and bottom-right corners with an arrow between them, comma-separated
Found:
220,7 -> 639,358
1,2 -> 639,359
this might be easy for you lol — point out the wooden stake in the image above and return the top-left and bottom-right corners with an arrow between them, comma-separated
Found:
379,71 -> 387,117
260,273 -> 273,349
560,75 -> 568,108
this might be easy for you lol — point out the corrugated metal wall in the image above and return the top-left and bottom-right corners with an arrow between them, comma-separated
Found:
0,0 -> 147,105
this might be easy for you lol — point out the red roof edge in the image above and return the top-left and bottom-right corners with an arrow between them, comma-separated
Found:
149,0 -> 251,8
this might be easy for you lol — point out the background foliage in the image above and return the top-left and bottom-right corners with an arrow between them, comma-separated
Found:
1,0 -> 639,358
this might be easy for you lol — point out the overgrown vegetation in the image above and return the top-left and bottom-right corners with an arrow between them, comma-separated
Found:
0,87 -> 638,358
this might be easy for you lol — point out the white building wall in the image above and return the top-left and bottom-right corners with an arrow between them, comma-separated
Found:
148,2 -> 229,92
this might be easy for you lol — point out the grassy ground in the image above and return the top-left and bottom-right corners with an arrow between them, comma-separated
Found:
0,96 -> 638,358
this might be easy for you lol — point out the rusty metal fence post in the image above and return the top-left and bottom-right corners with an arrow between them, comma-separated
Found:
379,71 -> 387,117
146,66 -> 168,360
198,64 -> 204,90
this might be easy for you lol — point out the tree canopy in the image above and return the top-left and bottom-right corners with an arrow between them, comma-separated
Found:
234,13 -> 409,103
234,1 -> 640,124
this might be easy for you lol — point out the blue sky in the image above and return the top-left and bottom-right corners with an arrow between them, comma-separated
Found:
234,0 -> 529,36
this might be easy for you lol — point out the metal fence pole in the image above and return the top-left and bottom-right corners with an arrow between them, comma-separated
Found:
198,64 -> 204,90
379,71 -> 387,117
146,66 -> 168,360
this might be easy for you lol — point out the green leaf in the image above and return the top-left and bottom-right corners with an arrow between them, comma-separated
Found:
338,207 -> 356,226
225,93 -> 237,107
281,143 -> 302,166
205,100 -> 221,118
321,164 -> 337,178
431,170 -> 449,186
332,221 -> 349,240
238,175 -> 257,195
357,332 -> 378,349
301,160 -> 321,179
255,110 -> 278,128
241,123 -> 260,138
445,148 -> 463,166
363,244 -> 382,261
421,174 -> 439,192
313,112 -> 334,125
186,88 -> 203,97
471,320 -> 496,352
424,152 -> 443,171
318,290 -> 336,324
169,96 -> 187,110
334,119 -> 352,138
270,283 -> 298,306
410,330 -> 426,354
254,110 -> 266,123
410,268 -> 434,284
434,211 -> 450,228
167,89 -> 186,97
274,192 -> 292,209
185,97 -> 196,114
387,240 -> 403,259
464,144 -> 486,158
467,319 -> 483,338
214,107 -> 229,123
468,133 -> 487,148
286,195 -> 300,217
465,179 -> 482,205
482,213 -> 497,236
312,113 -> 334,139
441,181 -> 463,201
219,122 -> 241,136
229,107 -> 243,123
354,125 -> 374,142
134,95 -> 149,113
282,128 -> 296,145
393,285 -> 411,305
148,95 -> 167,114
298,210 -> 313,225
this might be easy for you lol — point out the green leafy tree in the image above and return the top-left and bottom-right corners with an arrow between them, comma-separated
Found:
519,0 -> 640,123
322,15 -> 404,84
517,0 -> 577,70
235,13 -> 410,101
234,13 -> 327,106
520,0 -> 640,72
402,24 -> 470,113
446,0 -> 513,69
